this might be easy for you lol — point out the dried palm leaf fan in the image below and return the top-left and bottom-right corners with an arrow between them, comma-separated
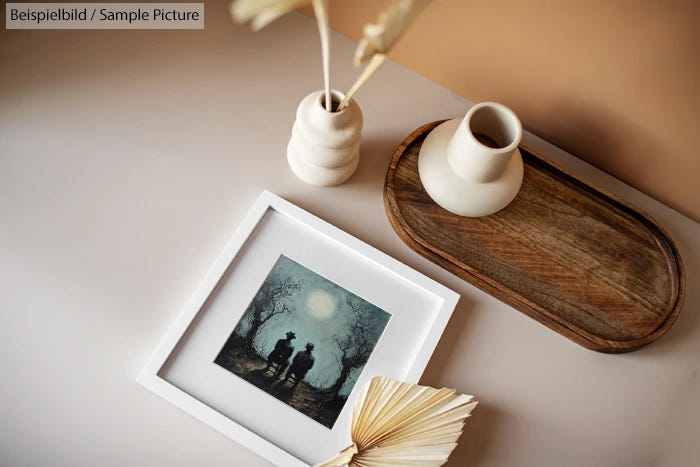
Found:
316,376 -> 477,467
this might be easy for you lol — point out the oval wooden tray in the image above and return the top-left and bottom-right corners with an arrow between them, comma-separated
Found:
384,121 -> 685,353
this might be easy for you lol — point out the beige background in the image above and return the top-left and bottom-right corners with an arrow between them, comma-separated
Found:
303,0 -> 700,221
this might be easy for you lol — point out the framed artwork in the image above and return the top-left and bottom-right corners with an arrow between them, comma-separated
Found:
138,191 -> 459,466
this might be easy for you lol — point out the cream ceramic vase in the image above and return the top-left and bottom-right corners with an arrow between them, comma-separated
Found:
418,102 -> 524,217
287,89 -> 363,186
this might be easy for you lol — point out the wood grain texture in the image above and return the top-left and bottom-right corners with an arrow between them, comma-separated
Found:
384,122 -> 686,353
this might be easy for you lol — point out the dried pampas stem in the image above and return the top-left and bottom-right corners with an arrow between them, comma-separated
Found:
311,0 -> 332,111
338,0 -> 439,111
231,0 -> 440,114
354,0 -> 438,65
337,53 -> 386,111
230,0 -> 332,111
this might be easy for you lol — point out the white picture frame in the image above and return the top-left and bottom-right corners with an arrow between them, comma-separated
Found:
137,191 -> 459,466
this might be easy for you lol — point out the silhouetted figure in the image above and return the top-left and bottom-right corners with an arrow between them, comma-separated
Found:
284,342 -> 315,388
265,331 -> 295,377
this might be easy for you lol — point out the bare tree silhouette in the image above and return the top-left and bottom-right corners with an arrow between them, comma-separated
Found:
239,272 -> 302,356
327,295 -> 386,397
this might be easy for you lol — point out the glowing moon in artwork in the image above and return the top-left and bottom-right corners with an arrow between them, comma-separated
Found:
306,290 -> 336,319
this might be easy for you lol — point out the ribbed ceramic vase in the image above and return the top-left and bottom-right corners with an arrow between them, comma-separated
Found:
418,102 -> 524,217
287,89 -> 363,186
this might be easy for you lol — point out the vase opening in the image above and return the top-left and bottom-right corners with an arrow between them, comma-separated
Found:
468,105 -> 520,150
317,90 -> 344,113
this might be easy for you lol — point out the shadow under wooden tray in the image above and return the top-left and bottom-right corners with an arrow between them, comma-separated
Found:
384,121 -> 685,353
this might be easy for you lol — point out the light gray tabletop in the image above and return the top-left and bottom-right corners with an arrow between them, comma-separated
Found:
2,5 -> 698,466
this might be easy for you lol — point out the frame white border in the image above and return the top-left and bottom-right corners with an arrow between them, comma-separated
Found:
137,191 -> 459,466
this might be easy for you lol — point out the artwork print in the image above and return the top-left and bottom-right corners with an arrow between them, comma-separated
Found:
215,255 -> 391,429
